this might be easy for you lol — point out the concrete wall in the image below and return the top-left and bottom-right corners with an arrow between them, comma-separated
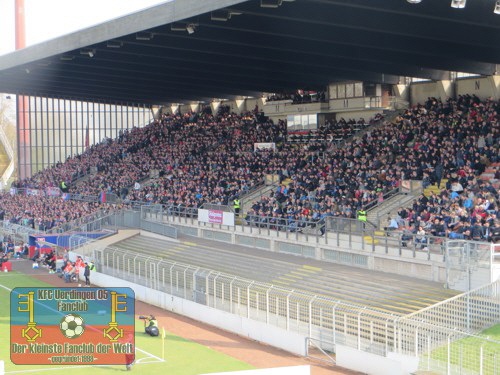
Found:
170,218 -> 449,284
164,216 -> 495,292
410,80 -> 453,105
410,76 -> 500,105
82,269 -> 307,357
456,76 -> 500,100
335,345 -> 419,375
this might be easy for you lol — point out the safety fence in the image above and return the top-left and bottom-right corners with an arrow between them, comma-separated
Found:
0,209 -> 177,249
396,280 -> 500,375
142,206 -> 495,289
399,320 -> 500,375
7,204 -> 493,374
94,245 -> 398,355
88,243 -> 500,374
399,280 -> 500,348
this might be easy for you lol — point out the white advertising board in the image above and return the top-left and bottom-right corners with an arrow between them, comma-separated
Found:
198,209 -> 235,226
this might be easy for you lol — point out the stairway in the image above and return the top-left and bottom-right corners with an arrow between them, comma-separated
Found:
479,162 -> 499,189
366,192 -> 420,230
241,182 -> 278,214
331,108 -> 405,151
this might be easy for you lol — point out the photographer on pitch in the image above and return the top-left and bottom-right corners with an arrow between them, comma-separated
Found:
139,315 -> 159,336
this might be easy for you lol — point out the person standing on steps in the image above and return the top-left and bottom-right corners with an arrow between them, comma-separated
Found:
233,197 -> 241,217
357,209 -> 367,230
435,161 -> 443,189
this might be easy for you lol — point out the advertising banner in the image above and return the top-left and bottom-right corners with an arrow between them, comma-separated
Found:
198,209 -> 235,226
208,210 -> 223,224
26,189 -> 41,196
254,143 -> 276,151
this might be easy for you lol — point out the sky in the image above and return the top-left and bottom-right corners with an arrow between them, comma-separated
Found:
0,0 -> 169,56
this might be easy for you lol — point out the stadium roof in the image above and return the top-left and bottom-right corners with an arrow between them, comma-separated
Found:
0,0 -> 498,105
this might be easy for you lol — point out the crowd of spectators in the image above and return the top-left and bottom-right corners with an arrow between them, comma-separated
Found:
390,177 -> 500,244
0,108 -> 287,230
288,117 -> 371,147
0,94 -> 498,243
247,95 -> 500,242
266,91 -> 326,104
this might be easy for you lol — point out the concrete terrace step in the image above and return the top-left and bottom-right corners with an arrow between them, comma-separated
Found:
116,238 -> 438,313
103,234 -> 459,315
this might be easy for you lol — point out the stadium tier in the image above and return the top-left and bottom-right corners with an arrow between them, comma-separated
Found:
1,96 -> 498,244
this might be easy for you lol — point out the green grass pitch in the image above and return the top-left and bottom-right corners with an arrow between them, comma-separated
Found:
425,324 -> 500,374
0,271 -> 254,375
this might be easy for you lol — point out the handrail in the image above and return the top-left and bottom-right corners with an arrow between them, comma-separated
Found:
332,111 -> 389,150
236,176 -> 266,203
2,189 -> 494,246
364,187 -> 402,212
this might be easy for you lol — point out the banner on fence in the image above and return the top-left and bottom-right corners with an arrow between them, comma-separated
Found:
254,142 -> 276,151
198,209 -> 235,226
401,180 -> 411,192
46,187 -> 61,197
26,189 -> 41,196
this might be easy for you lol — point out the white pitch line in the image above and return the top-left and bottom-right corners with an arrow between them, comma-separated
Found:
0,283 -> 12,291
0,274 -> 33,277
135,347 -> 165,362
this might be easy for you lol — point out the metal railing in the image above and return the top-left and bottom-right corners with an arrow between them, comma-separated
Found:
146,204 -> 495,263
87,241 -> 499,375
417,332 -> 500,375
368,192 -> 419,229
95,245 -> 398,356
403,280 -> 500,335
363,187 -> 402,212
14,204 -> 492,374
396,280 -> 500,375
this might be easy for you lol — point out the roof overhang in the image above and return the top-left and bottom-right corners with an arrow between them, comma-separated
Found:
0,0 -> 498,104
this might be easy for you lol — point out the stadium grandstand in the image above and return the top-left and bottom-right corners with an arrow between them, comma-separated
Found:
0,0 -> 499,374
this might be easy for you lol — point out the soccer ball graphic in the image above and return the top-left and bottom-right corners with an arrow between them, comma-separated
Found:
60,314 -> 85,339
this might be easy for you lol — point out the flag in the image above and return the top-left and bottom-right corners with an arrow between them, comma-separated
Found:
99,192 -> 106,203
62,193 -> 71,201
162,327 -> 166,360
